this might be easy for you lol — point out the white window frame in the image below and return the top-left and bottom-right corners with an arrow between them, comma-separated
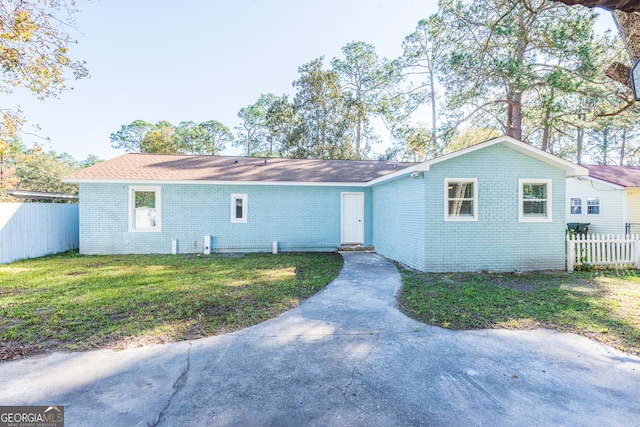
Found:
586,196 -> 601,215
444,178 -> 478,222
128,185 -> 161,232
569,197 -> 583,215
568,196 -> 601,216
519,179 -> 552,223
230,193 -> 248,223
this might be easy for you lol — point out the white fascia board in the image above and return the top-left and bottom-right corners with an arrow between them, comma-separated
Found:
366,165 -> 418,186
575,175 -> 625,190
62,178 -> 371,187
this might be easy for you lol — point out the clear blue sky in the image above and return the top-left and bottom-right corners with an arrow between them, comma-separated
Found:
9,0 -> 614,161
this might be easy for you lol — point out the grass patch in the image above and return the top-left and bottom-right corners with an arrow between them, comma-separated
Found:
0,251 -> 343,360
398,267 -> 640,355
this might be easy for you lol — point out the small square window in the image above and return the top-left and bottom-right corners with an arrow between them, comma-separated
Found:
231,194 -> 247,223
519,179 -> 552,222
129,186 -> 161,232
444,178 -> 478,221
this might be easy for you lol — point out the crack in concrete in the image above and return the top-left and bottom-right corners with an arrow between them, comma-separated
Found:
152,342 -> 192,427
342,333 -> 380,404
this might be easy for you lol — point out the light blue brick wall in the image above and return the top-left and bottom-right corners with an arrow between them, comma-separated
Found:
372,177 -> 427,270
424,144 -> 566,272
372,144 -> 567,272
79,143 -> 568,271
79,183 -> 372,255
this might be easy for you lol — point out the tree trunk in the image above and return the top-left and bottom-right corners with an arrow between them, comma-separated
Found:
513,92 -> 523,141
355,116 -> 362,158
509,13 -> 526,142
542,124 -> 550,152
428,58 -> 438,156
602,124 -> 609,164
541,104 -> 552,152
354,83 -> 363,158
506,96 -> 514,138
577,118 -> 584,165
620,126 -> 627,165
506,93 -> 523,140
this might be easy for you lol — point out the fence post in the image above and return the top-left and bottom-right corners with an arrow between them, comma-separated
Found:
635,236 -> 640,269
567,235 -> 574,272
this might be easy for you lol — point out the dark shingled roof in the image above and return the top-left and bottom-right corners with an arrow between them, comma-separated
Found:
63,154 -> 417,183
586,164 -> 640,187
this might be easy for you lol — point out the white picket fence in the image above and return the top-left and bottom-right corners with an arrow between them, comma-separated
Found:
0,203 -> 79,264
567,234 -> 640,271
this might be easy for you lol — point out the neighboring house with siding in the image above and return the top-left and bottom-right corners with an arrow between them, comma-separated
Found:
566,165 -> 640,235
63,136 -> 587,272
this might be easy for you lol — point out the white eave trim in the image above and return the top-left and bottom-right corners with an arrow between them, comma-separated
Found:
62,178 -> 374,187
574,175 -> 625,190
366,165 -> 418,186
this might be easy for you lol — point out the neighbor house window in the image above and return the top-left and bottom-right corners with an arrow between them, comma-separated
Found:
129,186 -> 161,232
231,194 -> 247,223
570,197 -> 582,215
587,196 -> 600,215
519,179 -> 552,222
444,178 -> 478,221
568,196 -> 600,216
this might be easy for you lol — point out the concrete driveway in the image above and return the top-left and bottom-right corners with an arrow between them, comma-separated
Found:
1,253 -> 639,426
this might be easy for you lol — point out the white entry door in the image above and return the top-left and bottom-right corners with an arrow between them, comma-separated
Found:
341,192 -> 364,244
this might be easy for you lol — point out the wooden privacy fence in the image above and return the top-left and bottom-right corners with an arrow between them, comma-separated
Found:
0,203 -> 79,264
567,234 -> 640,271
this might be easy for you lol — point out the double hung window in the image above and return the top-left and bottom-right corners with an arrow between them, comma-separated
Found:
444,178 -> 478,221
129,186 -> 161,232
519,179 -> 552,222
586,197 -> 600,215
569,197 -> 582,215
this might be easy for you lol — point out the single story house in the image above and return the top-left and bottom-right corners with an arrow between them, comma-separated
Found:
63,136 -> 588,272
566,165 -> 640,235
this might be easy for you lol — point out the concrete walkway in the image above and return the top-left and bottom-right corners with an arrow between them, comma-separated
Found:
1,253 -> 639,426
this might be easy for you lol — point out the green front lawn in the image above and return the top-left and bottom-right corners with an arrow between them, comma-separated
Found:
0,251 -> 343,360
399,267 -> 640,355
